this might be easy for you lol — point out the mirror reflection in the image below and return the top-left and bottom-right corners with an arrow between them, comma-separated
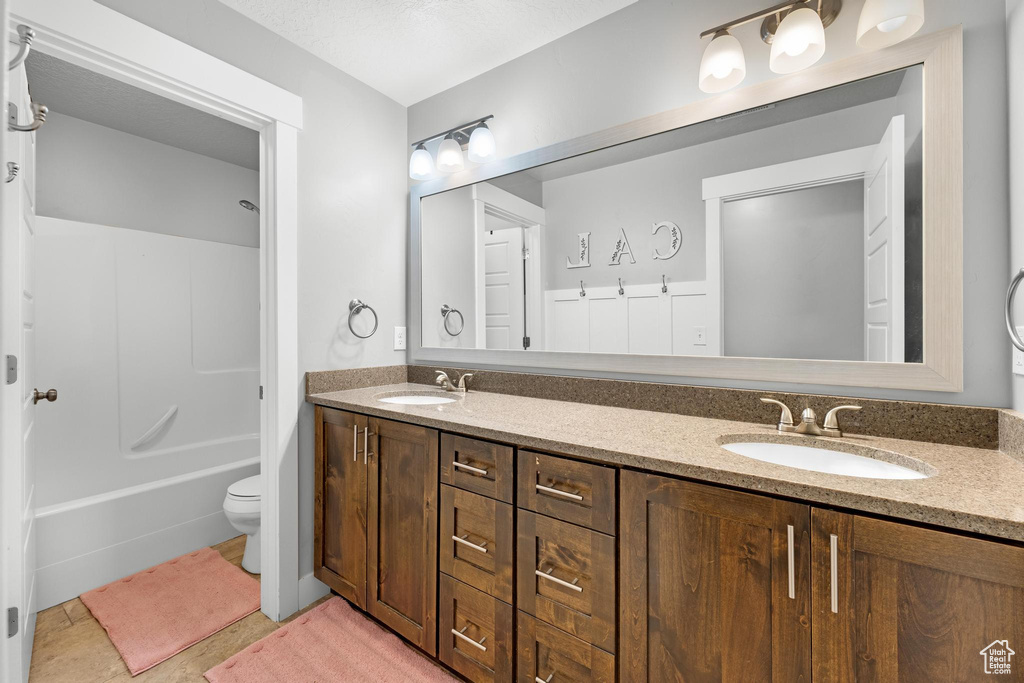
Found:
420,65 -> 923,363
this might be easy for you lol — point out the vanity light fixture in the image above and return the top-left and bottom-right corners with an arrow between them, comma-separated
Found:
698,0 -> 842,90
856,0 -> 924,49
409,115 -> 495,178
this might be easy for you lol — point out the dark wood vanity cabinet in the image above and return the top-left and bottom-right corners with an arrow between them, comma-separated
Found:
314,407 -> 439,655
811,509 -> 1024,682
619,470 -> 812,682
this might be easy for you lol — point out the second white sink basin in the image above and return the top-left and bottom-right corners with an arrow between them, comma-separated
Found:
378,393 -> 457,405
722,441 -> 931,480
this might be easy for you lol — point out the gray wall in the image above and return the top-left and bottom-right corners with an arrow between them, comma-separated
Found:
409,0 -> 1011,408
1009,0 -> 1024,411
96,0 -> 408,582
420,186 -> 478,348
37,113 -> 259,247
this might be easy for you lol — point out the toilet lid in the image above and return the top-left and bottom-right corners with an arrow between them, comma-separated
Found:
228,475 -> 261,499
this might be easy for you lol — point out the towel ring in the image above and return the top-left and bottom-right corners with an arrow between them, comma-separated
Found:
441,304 -> 465,336
348,299 -> 378,339
1006,268 -> 1024,351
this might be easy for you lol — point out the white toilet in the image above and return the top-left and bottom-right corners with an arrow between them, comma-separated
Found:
223,474 -> 261,574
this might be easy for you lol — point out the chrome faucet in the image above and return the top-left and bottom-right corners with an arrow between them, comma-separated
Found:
760,398 -> 861,437
436,370 -> 473,393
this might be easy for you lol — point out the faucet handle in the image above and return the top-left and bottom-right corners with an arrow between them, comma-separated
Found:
435,370 -> 451,385
823,405 -> 862,436
760,397 -> 795,432
457,373 -> 473,390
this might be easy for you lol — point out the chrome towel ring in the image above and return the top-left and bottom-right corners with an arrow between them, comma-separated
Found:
1006,268 -> 1024,351
441,304 -> 465,336
348,299 -> 378,339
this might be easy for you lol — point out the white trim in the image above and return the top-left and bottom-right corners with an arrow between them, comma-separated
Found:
298,572 -> 330,610
8,3 -> 304,659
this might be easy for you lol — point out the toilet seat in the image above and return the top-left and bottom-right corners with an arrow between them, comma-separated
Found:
227,474 -> 260,500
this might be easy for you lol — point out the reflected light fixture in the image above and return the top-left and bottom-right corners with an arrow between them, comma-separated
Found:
698,0 -> 842,91
408,115 -> 495,178
698,31 -> 746,93
856,0 -> 924,49
409,143 -> 434,180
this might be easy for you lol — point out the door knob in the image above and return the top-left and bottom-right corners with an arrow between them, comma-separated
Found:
32,388 -> 57,404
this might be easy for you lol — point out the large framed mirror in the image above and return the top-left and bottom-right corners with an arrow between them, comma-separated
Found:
410,28 -> 962,391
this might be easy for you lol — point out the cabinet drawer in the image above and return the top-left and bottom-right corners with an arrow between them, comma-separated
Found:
442,433 -> 514,503
440,485 -> 514,603
517,451 -> 616,534
517,510 -> 616,653
517,612 -> 614,683
440,575 -> 514,683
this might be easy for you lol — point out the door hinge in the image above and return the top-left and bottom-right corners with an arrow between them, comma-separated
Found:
7,607 -> 17,638
523,336 -> 531,349
5,355 -> 16,384
522,246 -> 530,260
259,385 -> 264,400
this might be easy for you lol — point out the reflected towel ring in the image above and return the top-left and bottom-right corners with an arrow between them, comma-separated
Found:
348,299 -> 378,339
441,304 -> 465,336
1006,268 -> 1024,351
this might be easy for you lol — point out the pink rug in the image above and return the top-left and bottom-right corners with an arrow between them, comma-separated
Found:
205,597 -> 458,683
81,547 -> 260,675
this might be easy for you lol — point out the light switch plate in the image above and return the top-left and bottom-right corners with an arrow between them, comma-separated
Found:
1014,327 -> 1024,376
694,326 -> 707,346
394,326 -> 407,351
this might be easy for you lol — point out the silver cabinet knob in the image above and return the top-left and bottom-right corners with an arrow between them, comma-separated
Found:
32,388 -> 57,404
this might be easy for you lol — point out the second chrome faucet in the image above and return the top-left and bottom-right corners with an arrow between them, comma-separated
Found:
760,397 -> 861,438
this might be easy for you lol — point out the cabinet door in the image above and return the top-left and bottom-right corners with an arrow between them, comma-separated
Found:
620,471 -> 811,682
367,417 -> 440,655
314,406 -> 368,609
812,509 -> 1024,682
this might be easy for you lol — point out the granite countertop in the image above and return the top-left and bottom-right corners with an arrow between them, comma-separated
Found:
306,383 -> 1024,543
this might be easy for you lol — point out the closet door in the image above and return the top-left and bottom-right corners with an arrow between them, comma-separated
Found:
619,471 -> 811,682
367,418 -> 439,655
811,510 -> 1024,681
314,407 -> 368,608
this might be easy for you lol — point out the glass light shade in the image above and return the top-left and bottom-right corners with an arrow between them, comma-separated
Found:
436,134 -> 464,173
408,144 -> 434,180
769,7 -> 826,74
467,123 -> 496,163
856,0 -> 924,49
698,32 -> 746,93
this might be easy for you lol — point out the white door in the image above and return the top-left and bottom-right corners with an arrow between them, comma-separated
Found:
1,57 -> 39,682
864,115 -> 905,362
483,227 -> 525,350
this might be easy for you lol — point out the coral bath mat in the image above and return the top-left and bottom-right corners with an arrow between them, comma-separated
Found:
205,597 -> 458,683
81,547 -> 260,675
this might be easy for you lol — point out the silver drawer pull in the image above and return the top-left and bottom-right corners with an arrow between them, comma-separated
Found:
536,674 -> 555,683
453,460 -> 488,476
352,425 -> 358,462
787,524 -> 795,600
536,567 -> 583,593
452,534 -> 488,554
830,533 -> 839,614
452,625 -> 487,652
535,483 -> 583,501
363,427 -> 375,464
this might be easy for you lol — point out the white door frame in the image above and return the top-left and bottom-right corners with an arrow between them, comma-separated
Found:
702,145 -> 874,357
4,0 -> 303,646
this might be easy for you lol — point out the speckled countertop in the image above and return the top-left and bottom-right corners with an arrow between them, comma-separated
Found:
306,383 -> 1024,543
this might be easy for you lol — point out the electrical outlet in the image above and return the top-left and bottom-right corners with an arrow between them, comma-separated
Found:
694,326 -> 707,346
394,326 -> 407,351
1015,327 -> 1024,376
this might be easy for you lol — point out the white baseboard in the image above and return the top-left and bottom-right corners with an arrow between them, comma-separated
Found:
297,572 -> 330,613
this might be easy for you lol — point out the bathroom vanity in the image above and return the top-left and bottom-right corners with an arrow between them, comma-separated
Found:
308,384 -> 1024,683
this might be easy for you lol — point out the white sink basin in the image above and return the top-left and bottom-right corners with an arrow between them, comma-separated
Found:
377,393 -> 458,405
722,441 -> 930,480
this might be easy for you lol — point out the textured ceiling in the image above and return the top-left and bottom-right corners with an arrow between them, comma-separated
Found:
26,51 -> 259,170
214,0 -> 637,105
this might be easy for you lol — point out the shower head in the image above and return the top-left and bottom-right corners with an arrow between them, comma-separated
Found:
239,199 -> 260,214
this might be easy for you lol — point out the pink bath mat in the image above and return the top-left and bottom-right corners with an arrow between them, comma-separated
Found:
205,596 -> 458,683
81,547 -> 260,675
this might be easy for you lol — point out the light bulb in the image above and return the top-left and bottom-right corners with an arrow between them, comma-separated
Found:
856,0 -> 923,49
408,143 -> 434,180
698,31 -> 746,94
467,123 -> 496,163
769,7 -> 825,74
436,134 -> 464,173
